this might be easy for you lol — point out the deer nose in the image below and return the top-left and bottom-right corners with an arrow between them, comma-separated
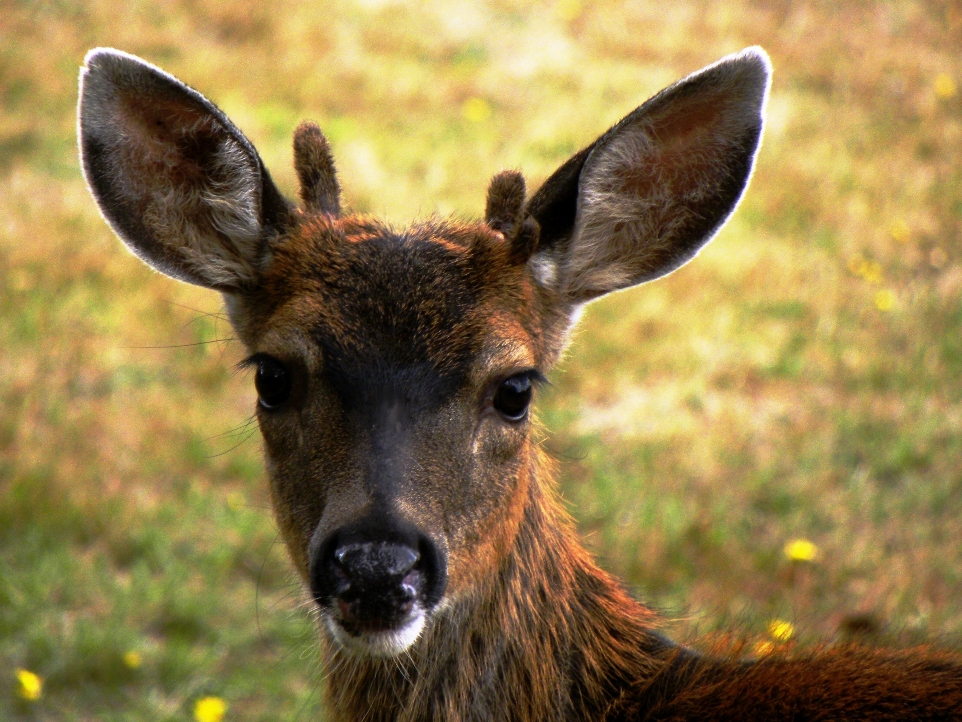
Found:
311,526 -> 446,632
336,541 -> 419,604
328,541 -> 422,630
335,541 -> 419,577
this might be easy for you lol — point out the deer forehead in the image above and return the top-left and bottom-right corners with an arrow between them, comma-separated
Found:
245,213 -> 540,399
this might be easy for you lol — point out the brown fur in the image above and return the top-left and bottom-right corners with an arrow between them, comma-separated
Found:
77,46 -> 962,721
293,121 -> 341,216
484,170 -> 541,265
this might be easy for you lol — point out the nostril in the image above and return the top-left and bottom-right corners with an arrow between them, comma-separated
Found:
399,569 -> 422,601
331,562 -> 351,596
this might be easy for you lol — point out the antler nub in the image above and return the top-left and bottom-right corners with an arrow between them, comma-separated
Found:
485,170 -> 539,262
293,121 -> 341,216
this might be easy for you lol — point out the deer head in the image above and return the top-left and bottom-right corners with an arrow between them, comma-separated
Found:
78,47 -> 769,660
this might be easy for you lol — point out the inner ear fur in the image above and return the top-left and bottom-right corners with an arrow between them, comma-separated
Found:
78,48 -> 292,292
526,47 -> 771,303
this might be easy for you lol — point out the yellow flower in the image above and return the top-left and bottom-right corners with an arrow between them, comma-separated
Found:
461,97 -> 492,123
935,73 -> 957,100
874,289 -> 895,311
889,219 -> 910,243
784,538 -> 817,562
847,256 -> 882,284
861,260 -> 882,284
123,651 -> 142,669
195,696 -> 228,722
769,620 -> 795,642
15,669 -> 42,701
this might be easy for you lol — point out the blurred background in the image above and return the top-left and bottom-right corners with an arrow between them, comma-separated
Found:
2,0 -> 961,718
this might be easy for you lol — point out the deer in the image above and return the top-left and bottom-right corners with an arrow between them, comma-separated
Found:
77,46 -> 962,720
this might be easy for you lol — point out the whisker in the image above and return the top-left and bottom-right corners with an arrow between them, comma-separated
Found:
205,415 -> 258,442
255,529 -> 284,643
171,301 -> 229,323
204,428 -> 257,458
122,338 -> 237,350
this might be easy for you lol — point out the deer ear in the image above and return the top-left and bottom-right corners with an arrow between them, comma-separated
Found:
78,48 -> 293,292
526,47 -> 770,303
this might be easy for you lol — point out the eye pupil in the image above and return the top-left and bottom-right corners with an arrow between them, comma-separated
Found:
254,358 -> 291,409
493,375 -> 533,421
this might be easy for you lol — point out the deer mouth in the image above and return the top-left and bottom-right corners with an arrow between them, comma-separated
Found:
310,525 -> 447,657
320,564 -> 430,657
324,604 -> 428,657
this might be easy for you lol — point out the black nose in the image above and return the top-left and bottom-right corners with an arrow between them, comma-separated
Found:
310,521 -> 446,632
332,542 -> 420,628
336,542 -> 419,583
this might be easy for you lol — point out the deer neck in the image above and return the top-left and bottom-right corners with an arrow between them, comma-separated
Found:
321,449 -> 670,722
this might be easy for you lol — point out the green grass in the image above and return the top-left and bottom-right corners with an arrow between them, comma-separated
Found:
2,0 -> 962,718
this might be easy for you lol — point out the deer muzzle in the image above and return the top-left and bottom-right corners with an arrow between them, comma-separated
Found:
310,518 -> 447,656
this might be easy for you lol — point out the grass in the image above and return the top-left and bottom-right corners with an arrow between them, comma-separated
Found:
2,0 -> 961,718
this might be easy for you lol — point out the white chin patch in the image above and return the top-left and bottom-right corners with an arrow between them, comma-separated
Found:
326,611 -> 426,658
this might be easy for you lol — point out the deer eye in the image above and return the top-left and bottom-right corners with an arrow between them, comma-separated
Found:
255,357 -> 291,409
493,374 -> 533,421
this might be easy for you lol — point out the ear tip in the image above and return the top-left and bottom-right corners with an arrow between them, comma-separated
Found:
84,47 -> 122,65
80,48 -> 178,102
736,46 -> 772,69
79,49 -> 140,126
726,46 -> 773,92
693,46 -> 771,120
82,47 -> 145,78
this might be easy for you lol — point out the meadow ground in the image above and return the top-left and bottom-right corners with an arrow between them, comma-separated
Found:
2,0 -> 961,719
